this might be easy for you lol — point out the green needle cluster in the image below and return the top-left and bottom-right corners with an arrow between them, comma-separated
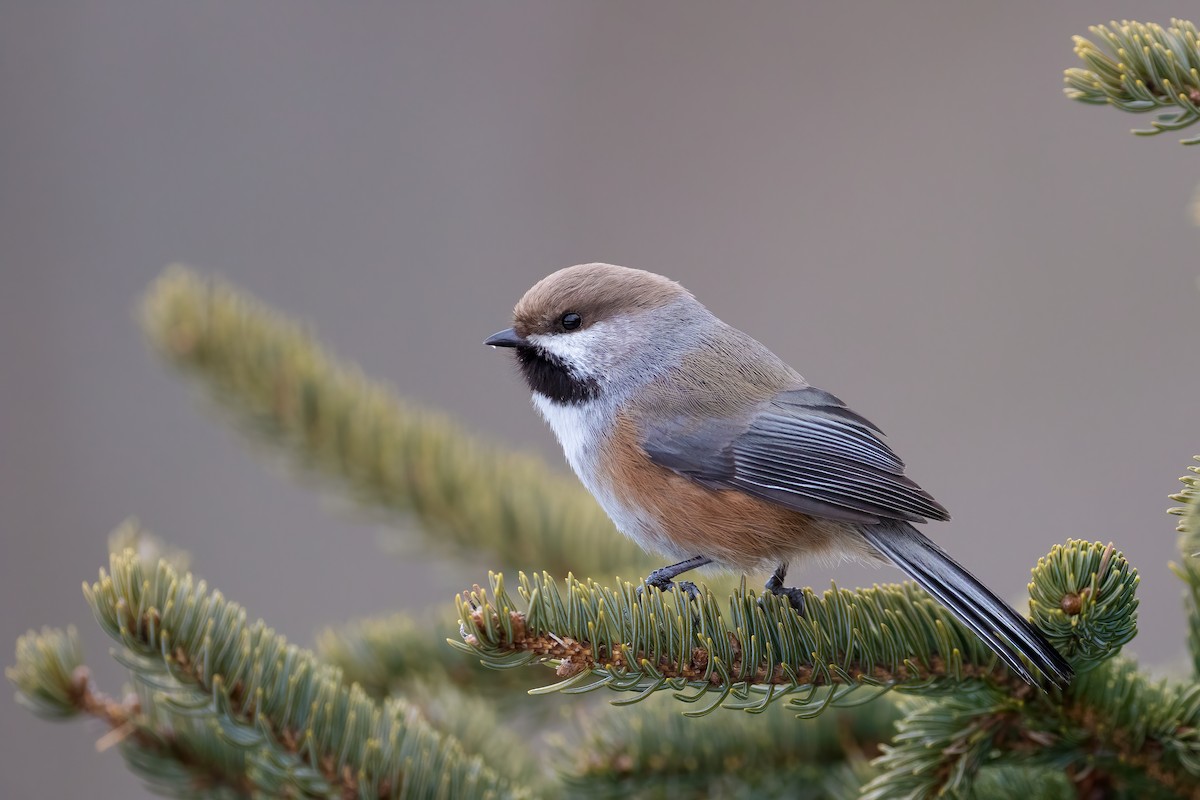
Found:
1065,19 -> 1200,144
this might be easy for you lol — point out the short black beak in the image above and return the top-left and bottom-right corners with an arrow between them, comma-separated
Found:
484,327 -> 527,348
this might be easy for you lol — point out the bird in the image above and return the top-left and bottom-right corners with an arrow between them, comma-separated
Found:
484,262 -> 1072,689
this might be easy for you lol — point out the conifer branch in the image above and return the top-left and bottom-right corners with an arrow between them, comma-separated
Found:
454,541 -> 1135,712
1064,19 -> 1200,144
86,548 -> 526,799
1056,658 -> 1200,798
398,680 -> 548,793
317,611 -> 481,699
14,537 -> 532,799
862,695 -> 1036,799
862,656 -> 1200,798
140,266 -> 648,578
553,695 -> 900,798
1169,455 -> 1200,675
316,611 -> 531,700
9,627 -> 258,797
968,766 -> 1074,800
8,626 -> 87,721
1028,541 -> 1138,669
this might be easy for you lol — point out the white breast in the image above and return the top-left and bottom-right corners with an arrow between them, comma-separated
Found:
531,395 -> 610,481
531,394 -> 686,560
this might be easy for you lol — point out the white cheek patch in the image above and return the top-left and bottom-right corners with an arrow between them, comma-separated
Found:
526,324 -> 616,379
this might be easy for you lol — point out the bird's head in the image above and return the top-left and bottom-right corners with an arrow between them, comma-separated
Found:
485,263 -> 703,405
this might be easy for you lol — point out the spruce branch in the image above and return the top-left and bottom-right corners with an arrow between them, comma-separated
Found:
1028,541 -> 1138,670
1169,455 -> 1200,676
968,766 -> 1074,800
861,654 -> 1200,799
52,539 -> 531,799
8,626 -> 87,720
862,695 -> 1035,799
453,542 -> 1134,712
1056,658 -> 1200,798
108,519 -> 192,576
140,265 -> 648,578
318,616 -> 560,791
317,612 -> 477,699
316,611 -> 531,700
399,679 -> 548,793
1064,19 -> 1200,144
9,627 -> 257,798
552,694 -> 900,799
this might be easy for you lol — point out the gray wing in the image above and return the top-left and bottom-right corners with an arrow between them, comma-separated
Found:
640,386 -> 950,525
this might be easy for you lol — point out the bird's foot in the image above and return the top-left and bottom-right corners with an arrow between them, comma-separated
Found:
639,577 -> 702,603
762,575 -> 806,614
767,586 -> 806,614
645,565 -> 675,588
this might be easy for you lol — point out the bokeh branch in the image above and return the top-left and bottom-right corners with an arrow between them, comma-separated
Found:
552,696 -> 901,799
140,265 -> 648,578
9,627 -> 259,797
1065,19 -> 1200,144
316,609 -> 532,700
1170,455 -> 1200,675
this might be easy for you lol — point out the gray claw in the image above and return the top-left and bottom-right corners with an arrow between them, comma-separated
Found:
761,586 -> 806,615
638,578 -> 701,604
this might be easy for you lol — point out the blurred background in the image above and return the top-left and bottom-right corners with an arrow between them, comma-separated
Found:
3,2 -> 1199,796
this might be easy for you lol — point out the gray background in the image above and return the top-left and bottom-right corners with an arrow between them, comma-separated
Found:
2,3 -> 1197,796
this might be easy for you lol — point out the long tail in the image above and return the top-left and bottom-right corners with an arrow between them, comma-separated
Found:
859,521 -> 1073,689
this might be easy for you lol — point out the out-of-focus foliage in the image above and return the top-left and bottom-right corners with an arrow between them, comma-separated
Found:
1065,19 -> 1200,144
141,265 -> 649,579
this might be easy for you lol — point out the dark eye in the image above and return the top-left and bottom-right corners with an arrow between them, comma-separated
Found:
560,312 -> 582,331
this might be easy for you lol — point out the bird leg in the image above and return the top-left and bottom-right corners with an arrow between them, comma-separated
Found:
764,562 -> 806,614
643,555 -> 712,602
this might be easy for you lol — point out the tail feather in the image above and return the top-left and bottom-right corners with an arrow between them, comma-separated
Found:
859,522 -> 1073,689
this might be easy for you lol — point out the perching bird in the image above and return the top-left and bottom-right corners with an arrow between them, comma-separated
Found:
484,263 -> 1072,688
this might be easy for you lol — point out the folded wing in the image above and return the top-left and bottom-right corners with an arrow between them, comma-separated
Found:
641,386 -> 950,525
